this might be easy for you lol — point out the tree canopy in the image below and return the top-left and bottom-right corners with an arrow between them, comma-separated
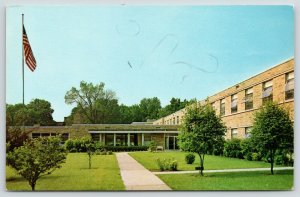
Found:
7,136 -> 67,190
6,99 -> 55,126
251,101 -> 294,175
178,102 -> 226,176
65,81 -> 120,124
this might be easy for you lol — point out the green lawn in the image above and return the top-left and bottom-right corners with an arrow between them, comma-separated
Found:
6,153 -> 125,191
129,151 -> 278,171
158,170 -> 294,190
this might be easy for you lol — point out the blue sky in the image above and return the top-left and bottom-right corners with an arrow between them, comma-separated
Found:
6,6 -> 294,121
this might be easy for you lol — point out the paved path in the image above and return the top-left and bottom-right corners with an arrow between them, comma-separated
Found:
153,167 -> 294,175
116,152 -> 171,190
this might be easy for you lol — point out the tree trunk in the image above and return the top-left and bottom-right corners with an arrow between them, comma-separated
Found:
199,153 -> 205,176
270,149 -> 274,175
30,181 -> 36,191
89,154 -> 92,169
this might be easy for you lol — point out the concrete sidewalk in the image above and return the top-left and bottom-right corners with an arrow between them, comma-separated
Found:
153,167 -> 294,175
116,152 -> 171,190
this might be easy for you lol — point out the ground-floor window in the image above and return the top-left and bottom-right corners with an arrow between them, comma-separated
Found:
130,134 -> 138,146
165,134 -> 179,150
116,134 -> 127,146
105,134 -> 114,146
144,134 -> 152,146
90,133 -> 100,142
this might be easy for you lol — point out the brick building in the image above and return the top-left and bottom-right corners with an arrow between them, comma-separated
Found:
24,58 -> 294,150
153,58 -> 294,140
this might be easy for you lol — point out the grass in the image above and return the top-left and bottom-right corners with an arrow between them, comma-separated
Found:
129,151 -> 279,171
6,153 -> 125,191
158,170 -> 294,190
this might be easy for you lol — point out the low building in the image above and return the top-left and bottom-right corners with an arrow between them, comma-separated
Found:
25,124 -> 180,150
22,58 -> 294,150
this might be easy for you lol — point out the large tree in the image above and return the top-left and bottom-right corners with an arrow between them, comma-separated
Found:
65,81 -> 120,124
139,97 -> 161,121
6,99 -> 55,126
251,101 -> 294,175
178,102 -> 226,176
7,137 -> 67,190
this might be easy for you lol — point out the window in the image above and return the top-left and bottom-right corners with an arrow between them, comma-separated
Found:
32,133 -> 41,138
105,134 -> 114,146
285,72 -> 294,100
220,99 -> 225,116
245,127 -> 252,138
176,116 -> 179,124
231,128 -> 238,139
245,88 -> 253,110
41,133 -> 50,137
144,134 -> 152,146
116,134 -> 127,146
211,102 -> 216,110
231,94 -> 238,113
262,80 -> 273,104
90,133 -> 100,142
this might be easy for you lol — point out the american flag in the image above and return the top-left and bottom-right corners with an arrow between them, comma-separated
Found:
23,25 -> 36,72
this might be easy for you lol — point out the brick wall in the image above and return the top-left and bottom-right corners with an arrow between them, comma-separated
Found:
153,58 -> 294,139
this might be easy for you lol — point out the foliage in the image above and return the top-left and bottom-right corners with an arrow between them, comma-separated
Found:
251,153 -> 262,161
129,151 -> 273,171
6,99 -> 55,126
103,146 -> 149,152
6,153 -> 125,190
251,101 -> 294,174
139,97 -> 162,121
158,98 -> 197,118
65,81 -> 120,124
178,102 -> 226,175
274,149 -> 294,166
6,127 -> 31,152
6,137 -> 67,190
185,153 -> 195,164
64,139 -> 148,152
148,141 -> 157,152
156,158 -> 178,171
224,139 -> 243,159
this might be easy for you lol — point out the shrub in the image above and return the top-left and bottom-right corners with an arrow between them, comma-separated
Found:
102,145 -> 149,152
64,140 -> 74,151
148,141 -> 157,152
107,151 -> 113,155
251,152 -> 261,161
224,139 -> 243,158
274,149 -> 293,166
245,152 -> 252,161
185,153 -> 195,164
170,160 -> 178,171
156,158 -> 178,171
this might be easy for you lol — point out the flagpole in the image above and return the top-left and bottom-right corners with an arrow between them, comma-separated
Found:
22,14 -> 24,105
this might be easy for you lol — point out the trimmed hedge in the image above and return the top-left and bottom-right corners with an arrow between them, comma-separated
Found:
102,146 -> 149,152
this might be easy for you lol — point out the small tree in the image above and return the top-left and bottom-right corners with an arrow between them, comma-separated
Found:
84,139 -> 96,169
251,101 -> 294,175
178,102 -> 226,176
7,137 -> 67,190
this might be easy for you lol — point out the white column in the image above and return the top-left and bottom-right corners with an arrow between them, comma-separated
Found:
142,133 -> 144,146
113,133 -> 116,146
127,133 -> 130,146
99,134 -> 102,143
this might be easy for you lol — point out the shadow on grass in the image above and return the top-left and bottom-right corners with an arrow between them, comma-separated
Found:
189,169 -> 293,178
